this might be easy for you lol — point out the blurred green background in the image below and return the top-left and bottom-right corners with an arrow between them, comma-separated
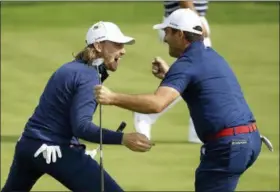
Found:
1,2 -> 279,191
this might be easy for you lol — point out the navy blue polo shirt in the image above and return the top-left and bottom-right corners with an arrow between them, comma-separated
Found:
23,60 -> 123,145
160,41 -> 255,142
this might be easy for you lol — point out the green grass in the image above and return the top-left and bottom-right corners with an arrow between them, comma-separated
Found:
1,2 -> 279,191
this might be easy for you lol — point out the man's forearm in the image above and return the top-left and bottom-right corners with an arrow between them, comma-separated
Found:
73,121 -> 123,144
179,1 -> 195,9
112,93 -> 163,114
179,1 -> 200,15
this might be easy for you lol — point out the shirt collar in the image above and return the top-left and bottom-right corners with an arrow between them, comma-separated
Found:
75,59 -> 109,82
182,40 -> 205,55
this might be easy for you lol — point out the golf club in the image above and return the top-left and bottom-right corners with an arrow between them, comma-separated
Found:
95,65 -> 105,192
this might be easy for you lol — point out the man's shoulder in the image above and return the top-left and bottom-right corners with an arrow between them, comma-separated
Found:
205,47 -> 226,60
170,55 -> 196,72
57,60 -> 97,76
173,55 -> 192,65
46,60 -> 97,86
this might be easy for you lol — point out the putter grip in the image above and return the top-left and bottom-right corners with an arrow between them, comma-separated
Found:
116,122 -> 127,132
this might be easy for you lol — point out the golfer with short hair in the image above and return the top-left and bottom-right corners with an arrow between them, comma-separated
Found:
134,0 -> 212,144
95,9 -> 262,192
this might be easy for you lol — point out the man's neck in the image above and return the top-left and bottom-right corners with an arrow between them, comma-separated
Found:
177,42 -> 190,58
182,41 -> 191,52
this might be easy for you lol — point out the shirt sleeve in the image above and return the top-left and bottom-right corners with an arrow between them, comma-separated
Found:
160,57 -> 195,94
70,71 -> 123,144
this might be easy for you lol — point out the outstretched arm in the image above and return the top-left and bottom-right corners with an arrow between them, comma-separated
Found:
106,86 -> 180,114
112,87 -> 180,114
95,57 -> 195,114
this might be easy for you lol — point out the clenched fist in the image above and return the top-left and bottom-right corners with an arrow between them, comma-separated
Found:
94,85 -> 115,105
122,132 -> 154,152
152,57 -> 169,79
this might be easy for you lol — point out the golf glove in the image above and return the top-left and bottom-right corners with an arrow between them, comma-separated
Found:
34,144 -> 62,164
34,144 -> 99,164
260,135 -> 274,152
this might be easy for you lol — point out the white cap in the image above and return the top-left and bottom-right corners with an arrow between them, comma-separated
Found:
86,21 -> 135,45
153,8 -> 203,35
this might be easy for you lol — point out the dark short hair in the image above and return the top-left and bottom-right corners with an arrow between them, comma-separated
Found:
171,26 -> 204,43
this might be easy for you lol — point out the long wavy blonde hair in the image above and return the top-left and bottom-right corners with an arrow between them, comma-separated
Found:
73,44 -> 98,65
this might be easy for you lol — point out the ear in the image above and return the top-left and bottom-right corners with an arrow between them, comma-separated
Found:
93,42 -> 102,53
178,30 -> 185,40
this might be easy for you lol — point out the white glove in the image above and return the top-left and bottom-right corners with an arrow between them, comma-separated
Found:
260,135 -> 274,152
34,144 -> 62,164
